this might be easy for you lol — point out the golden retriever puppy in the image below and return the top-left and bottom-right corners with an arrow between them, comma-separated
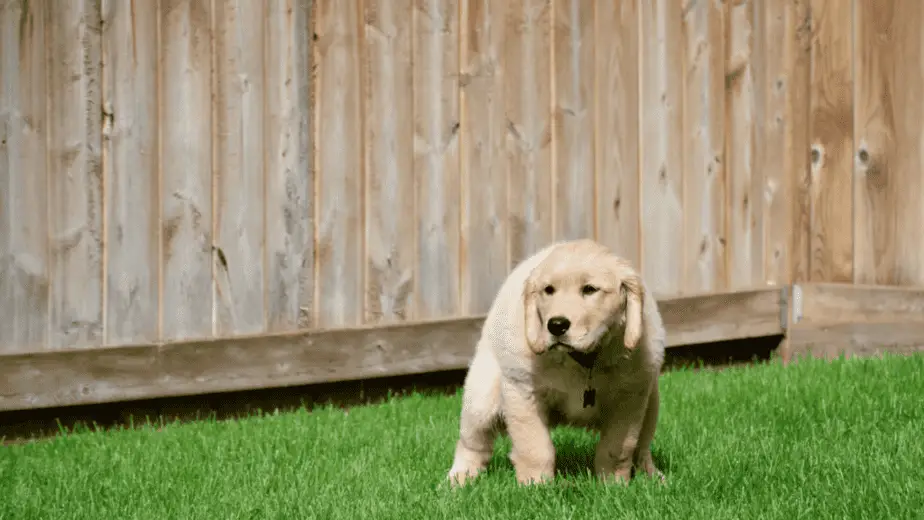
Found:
447,239 -> 666,486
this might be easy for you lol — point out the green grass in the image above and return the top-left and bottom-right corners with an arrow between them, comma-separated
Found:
2,353 -> 924,520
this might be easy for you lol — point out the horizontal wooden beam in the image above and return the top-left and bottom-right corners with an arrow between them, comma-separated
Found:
659,288 -> 784,346
0,288 -> 784,412
787,322 -> 924,361
792,282 -> 924,327
782,283 -> 924,363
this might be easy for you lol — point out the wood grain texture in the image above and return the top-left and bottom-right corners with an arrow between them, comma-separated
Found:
460,0 -> 508,315
795,283 -> 924,328
754,0 -> 792,287
0,0 -> 49,352
659,288 -> 783,347
314,0 -> 364,327
212,0 -> 266,336
785,0 -> 812,284
413,0 -> 460,320
506,0 -> 553,267
853,0 -> 924,286
264,0 -> 314,332
725,0 -> 756,289
363,0 -> 416,323
640,0 -> 684,295
594,0 -> 639,266
160,0 -> 214,341
808,0 -> 853,283
788,322 -> 924,362
101,0 -> 160,345
46,0 -> 104,349
552,0 -> 594,241
0,317 -> 484,412
0,287 -> 784,412
682,0 -> 726,294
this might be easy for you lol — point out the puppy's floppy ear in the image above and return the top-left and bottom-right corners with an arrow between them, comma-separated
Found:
523,279 -> 546,355
620,273 -> 644,350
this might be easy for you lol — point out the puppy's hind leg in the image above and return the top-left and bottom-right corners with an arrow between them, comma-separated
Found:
448,349 -> 502,486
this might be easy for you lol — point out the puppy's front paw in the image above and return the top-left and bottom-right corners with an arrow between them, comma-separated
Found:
514,468 -> 554,486
511,456 -> 555,486
447,464 -> 483,488
596,468 -> 632,486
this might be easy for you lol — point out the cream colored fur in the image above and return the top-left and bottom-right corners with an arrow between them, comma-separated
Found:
447,239 -> 666,486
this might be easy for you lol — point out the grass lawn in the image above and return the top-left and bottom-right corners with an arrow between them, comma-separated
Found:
2,353 -> 924,520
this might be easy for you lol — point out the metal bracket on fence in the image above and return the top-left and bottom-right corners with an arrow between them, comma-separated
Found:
781,284 -> 804,330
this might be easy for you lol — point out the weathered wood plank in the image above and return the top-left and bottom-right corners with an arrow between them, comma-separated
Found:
788,322 -> 924,362
264,0 -> 314,332
785,0 -> 812,284
0,0 -> 49,353
640,0 -> 684,295
552,0 -> 593,241
853,0 -> 924,286
363,0 -> 416,323
756,0 -> 793,286
460,0 -> 507,315
101,0 -> 160,345
0,288 -> 785,412
506,0 -> 553,267
314,0 -> 364,327
594,0 -> 639,266
212,0 -> 266,336
413,0 -> 460,320
794,283 -> 924,328
46,0 -> 104,349
659,288 -> 783,347
808,0 -> 853,283
681,0 -> 726,294
725,0 -> 756,290
160,0 -> 214,341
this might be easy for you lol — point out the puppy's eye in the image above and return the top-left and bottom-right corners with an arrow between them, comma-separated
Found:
581,284 -> 599,296
543,285 -> 555,295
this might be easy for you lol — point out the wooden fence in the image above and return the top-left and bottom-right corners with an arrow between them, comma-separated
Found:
2,0 -> 924,412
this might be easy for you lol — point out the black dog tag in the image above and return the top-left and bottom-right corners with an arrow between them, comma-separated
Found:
583,388 -> 596,408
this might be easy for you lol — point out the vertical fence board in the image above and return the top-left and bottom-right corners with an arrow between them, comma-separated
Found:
102,0 -> 160,345
808,0 -> 853,283
413,0 -> 460,320
854,0 -> 924,285
506,0 -> 552,267
0,0 -> 49,352
681,0 -> 726,294
264,0 -> 314,332
594,0 -> 639,266
756,0 -> 792,286
212,0 -> 266,335
363,0 -> 416,323
552,0 -> 593,241
160,0 -> 214,341
640,0 -> 683,295
786,0 -> 812,284
725,0 -> 755,290
460,0 -> 507,314
46,0 -> 104,349
315,0 -> 364,327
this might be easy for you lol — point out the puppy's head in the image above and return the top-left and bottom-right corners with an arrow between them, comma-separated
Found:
523,240 -> 645,356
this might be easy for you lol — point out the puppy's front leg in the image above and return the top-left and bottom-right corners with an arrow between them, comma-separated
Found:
594,386 -> 651,484
502,381 -> 555,485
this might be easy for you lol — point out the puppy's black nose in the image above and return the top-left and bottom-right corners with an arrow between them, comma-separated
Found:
547,316 -> 571,336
